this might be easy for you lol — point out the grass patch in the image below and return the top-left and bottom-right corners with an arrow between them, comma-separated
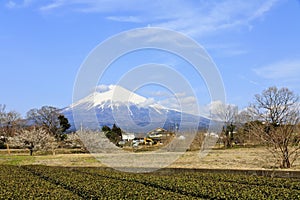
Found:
0,154 -> 36,165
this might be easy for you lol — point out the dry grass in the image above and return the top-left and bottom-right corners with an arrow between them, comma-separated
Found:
0,147 -> 299,170
171,147 -> 300,170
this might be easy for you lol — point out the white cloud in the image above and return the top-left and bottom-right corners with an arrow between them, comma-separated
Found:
34,0 -> 278,37
208,100 -> 224,111
150,91 -> 171,98
138,98 -> 155,107
254,59 -> 300,79
180,96 -> 197,105
23,0 -> 33,6
205,43 -> 248,57
152,0 -> 279,37
40,1 -> 63,11
250,0 -> 278,20
5,1 -> 16,8
174,92 -> 187,98
39,0 -> 152,13
157,93 -> 200,115
106,16 -> 142,23
94,84 -> 110,93
5,0 -> 34,8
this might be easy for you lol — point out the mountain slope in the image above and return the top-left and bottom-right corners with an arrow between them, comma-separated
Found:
63,85 -> 209,132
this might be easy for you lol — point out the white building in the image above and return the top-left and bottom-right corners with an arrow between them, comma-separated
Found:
122,133 -> 135,141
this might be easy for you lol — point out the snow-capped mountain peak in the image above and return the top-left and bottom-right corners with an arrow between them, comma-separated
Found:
64,85 -> 209,132
70,85 -> 148,110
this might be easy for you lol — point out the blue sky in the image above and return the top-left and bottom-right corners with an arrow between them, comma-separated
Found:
1,0 -> 300,116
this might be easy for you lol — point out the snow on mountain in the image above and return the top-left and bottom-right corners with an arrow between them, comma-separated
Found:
67,85 -> 164,111
63,85 -> 208,132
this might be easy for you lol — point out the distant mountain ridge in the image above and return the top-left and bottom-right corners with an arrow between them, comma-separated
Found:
63,85 -> 209,132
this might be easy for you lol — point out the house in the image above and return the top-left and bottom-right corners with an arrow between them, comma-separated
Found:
147,128 -> 172,143
121,132 -> 135,141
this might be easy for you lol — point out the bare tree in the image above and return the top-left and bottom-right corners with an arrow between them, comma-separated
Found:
0,105 -> 22,153
0,104 -> 7,134
234,110 -> 259,145
248,86 -> 300,168
27,106 -> 59,134
4,111 -> 22,136
210,101 -> 238,147
0,105 -> 6,149
236,110 -> 252,124
26,106 -> 70,140
0,105 -> 22,130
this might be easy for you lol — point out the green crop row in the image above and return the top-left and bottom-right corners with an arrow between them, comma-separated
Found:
0,165 -> 299,199
0,165 -> 81,199
21,165 -> 196,199
77,167 -> 300,199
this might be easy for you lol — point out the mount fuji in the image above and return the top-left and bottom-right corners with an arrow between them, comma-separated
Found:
63,85 -> 209,132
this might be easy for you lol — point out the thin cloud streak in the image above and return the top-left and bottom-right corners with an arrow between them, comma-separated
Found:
36,0 -> 278,37
106,16 -> 142,23
205,43 -> 248,57
5,0 -> 34,8
254,59 -> 300,79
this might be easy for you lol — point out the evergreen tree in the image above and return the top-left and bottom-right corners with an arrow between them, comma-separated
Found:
105,124 -> 122,145
102,125 -> 111,132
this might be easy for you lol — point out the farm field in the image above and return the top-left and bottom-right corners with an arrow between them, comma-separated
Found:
0,165 -> 299,199
1,147 -> 300,199
1,147 -> 300,170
